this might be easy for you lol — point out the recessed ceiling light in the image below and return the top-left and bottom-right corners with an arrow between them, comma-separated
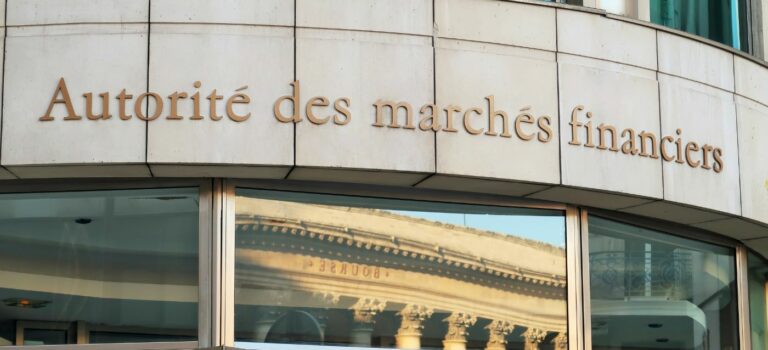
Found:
3,298 -> 51,309
648,323 -> 663,328
75,218 -> 92,225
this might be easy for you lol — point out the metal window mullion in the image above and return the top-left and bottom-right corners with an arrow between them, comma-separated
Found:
198,180 -> 214,348
580,209 -> 593,350
210,179 -> 226,347
737,245 -> 753,350
222,180 -> 237,346
565,206 -> 584,350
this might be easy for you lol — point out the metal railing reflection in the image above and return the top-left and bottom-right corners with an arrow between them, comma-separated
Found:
589,251 -> 693,300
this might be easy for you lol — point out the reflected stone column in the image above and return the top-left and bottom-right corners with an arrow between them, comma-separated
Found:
522,328 -> 547,350
553,332 -> 567,350
254,309 -> 282,342
442,312 -> 477,350
396,304 -> 433,349
484,320 -> 514,350
350,297 -> 387,346
312,291 -> 341,342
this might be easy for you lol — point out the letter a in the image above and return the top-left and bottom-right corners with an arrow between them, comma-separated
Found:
40,78 -> 81,121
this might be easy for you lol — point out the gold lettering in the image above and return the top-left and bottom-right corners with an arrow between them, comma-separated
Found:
584,112 -> 595,148
674,129 -> 684,164
660,135 -> 675,161
372,100 -> 414,129
514,107 -> 535,141
226,86 -> 251,122
463,107 -> 483,135
638,131 -> 659,159
442,105 -> 461,132
207,89 -> 223,121
569,105 -> 584,145
135,92 -> 163,121
418,104 -> 441,131
41,78 -> 80,121
116,89 -> 133,120
306,96 -> 330,124
190,81 -> 203,120
596,123 -> 619,151
485,95 -> 511,137
333,97 -> 352,125
713,148 -> 724,173
701,144 -> 714,170
537,116 -> 553,142
620,128 -> 638,155
166,91 -> 188,120
685,142 -> 700,168
274,80 -> 301,123
83,92 -> 111,120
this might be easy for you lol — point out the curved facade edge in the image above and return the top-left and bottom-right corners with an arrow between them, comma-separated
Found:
0,0 -> 767,243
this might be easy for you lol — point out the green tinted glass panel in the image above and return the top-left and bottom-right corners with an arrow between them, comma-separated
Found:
650,0 -> 748,51
0,188 -> 199,346
748,252 -> 768,350
589,216 -> 738,350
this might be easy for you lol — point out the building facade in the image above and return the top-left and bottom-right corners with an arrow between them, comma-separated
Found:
1,0 -> 768,350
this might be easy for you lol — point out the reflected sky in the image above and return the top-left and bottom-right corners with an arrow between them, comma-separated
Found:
386,210 -> 565,247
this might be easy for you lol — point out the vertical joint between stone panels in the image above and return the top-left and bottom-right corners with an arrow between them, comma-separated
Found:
732,56 -> 745,217
431,0 -> 437,182
555,8 -> 563,186
0,0 -> 13,179
655,31 -> 665,201
145,0 -> 154,177
285,0 -> 298,180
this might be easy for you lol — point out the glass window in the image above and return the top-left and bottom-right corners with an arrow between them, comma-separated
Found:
0,188 -> 199,346
234,189 -> 568,349
748,252 -> 768,350
650,0 -> 749,51
588,216 -> 739,350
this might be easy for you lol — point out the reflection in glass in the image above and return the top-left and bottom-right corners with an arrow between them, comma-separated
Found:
589,216 -> 738,350
650,0 -> 749,51
234,189 -> 567,349
748,252 -> 768,350
0,188 -> 199,346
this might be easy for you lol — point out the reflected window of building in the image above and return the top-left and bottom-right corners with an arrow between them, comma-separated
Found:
748,252 -> 768,350
234,189 -> 568,349
588,216 -> 739,350
651,0 -> 750,51
0,188 -> 199,346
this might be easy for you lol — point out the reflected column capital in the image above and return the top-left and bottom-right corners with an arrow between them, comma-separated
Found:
443,312 -> 477,350
396,304 -> 434,349
522,328 -> 547,350
484,320 -> 514,350
553,332 -> 567,350
350,297 -> 387,324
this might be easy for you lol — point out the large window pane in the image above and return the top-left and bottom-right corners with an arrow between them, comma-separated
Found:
649,0 -> 749,51
234,189 -> 567,349
589,216 -> 738,350
0,188 -> 199,346
748,252 -> 768,350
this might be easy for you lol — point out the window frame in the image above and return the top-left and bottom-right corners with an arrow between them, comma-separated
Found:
223,178 -> 582,350
0,178 -> 213,350
0,177 -> 757,350
581,207 -> 751,350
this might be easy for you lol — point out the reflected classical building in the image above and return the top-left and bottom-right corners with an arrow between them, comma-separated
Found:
234,197 -> 567,350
